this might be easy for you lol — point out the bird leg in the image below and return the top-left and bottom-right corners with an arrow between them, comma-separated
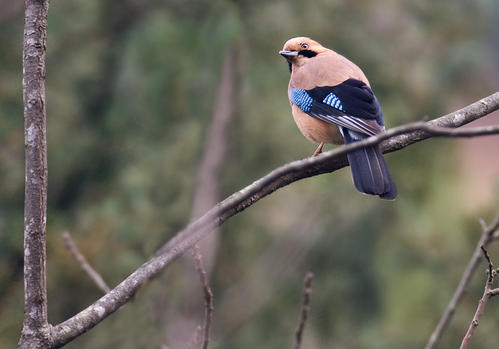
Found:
313,142 -> 324,156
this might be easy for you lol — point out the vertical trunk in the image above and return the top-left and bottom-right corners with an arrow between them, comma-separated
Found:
18,0 -> 51,348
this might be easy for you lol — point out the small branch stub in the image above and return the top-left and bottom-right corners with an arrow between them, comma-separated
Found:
294,272 -> 314,349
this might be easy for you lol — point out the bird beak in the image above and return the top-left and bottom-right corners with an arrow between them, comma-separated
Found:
279,50 -> 298,59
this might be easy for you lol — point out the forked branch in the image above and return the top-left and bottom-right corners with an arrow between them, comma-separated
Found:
459,246 -> 498,349
425,214 -> 499,349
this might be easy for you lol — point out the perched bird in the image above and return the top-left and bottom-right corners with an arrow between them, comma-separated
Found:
279,37 -> 397,200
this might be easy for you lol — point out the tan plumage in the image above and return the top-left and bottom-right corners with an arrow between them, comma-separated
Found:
279,37 -> 397,199
282,37 -> 381,146
284,37 -> 369,88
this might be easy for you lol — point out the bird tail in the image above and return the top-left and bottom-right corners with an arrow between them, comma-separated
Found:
342,129 -> 397,200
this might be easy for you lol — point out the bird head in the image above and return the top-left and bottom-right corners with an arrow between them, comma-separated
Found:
279,37 -> 327,70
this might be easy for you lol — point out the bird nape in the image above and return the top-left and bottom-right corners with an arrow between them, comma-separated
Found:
279,36 -> 397,200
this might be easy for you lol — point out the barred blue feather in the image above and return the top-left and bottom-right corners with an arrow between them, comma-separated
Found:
290,88 -> 313,112
322,92 -> 344,111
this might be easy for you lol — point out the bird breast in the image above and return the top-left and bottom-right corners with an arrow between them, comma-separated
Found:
291,104 -> 344,145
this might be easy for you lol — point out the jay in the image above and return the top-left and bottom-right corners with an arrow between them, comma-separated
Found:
279,37 -> 397,200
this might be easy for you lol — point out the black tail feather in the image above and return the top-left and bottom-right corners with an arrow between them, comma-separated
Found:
343,129 -> 397,200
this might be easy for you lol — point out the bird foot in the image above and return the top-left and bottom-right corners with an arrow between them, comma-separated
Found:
313,142 -> 324,157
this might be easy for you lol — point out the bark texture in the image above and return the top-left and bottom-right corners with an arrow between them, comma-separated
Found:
19,0 -> 51,348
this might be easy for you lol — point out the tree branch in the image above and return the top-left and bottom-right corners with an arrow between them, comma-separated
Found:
425,214 -> 499,349
294,272 -> 314,349
19,0 -> 51,348
50,92 -> 499,348
62,232 -> 111,294
192,246 -> 214,349
459,246 -> 497,349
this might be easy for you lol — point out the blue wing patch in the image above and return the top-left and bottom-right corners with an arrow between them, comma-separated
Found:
322,92 -> 344,111
290,88 -> 313,112
290,81 -> 384,136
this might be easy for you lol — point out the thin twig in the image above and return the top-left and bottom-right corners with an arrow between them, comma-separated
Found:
62,232 -> 111,294
425,214 -> 499,349
51,92 -> 499,348
192,245 -> 214,349
294,272 -> 314,349
459,246 -> 496,349
481,246 -> 494,283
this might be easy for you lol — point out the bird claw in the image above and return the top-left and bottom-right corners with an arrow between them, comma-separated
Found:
313,142 -> 324,156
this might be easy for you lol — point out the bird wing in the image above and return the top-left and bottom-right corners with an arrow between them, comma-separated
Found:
290,79 -> 385,136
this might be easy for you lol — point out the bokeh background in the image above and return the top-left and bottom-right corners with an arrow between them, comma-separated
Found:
1,0 -> 499,348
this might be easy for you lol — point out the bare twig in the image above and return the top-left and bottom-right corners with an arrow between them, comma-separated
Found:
19,0 -> 51,348
294,272 -> 314,349
481,246 -> 494,282
459,246 -> 497,349
425,214 -> 499,349
62,232 -> 111,294
192,245 -> 214,349
50,92 -> 499,348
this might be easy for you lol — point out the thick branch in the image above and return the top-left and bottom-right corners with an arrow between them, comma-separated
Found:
425,214 -> 499,349
19,0 -> 51,348
62,232 -> 111,294
51,92 -> 499,348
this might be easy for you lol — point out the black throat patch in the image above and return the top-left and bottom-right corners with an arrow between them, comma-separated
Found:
298,50 -> 318,58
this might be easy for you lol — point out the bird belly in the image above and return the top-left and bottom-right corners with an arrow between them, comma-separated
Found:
291,105 -> 343,145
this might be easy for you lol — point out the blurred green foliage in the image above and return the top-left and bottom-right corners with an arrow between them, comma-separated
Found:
1,0 -> 499,348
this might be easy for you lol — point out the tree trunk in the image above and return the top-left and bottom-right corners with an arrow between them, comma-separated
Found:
18,0 -> 51,348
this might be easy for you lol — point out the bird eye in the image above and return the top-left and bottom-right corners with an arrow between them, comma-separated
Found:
301,43 -> 309,49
